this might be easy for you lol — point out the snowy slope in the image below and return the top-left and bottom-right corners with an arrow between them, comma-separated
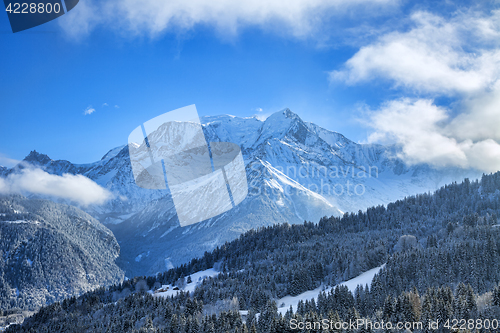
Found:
152,264 -> 385,313
274,264 -> 386,315
152,268 -> 220,298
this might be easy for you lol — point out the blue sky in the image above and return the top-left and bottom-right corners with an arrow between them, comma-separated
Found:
1,0 -> 500,173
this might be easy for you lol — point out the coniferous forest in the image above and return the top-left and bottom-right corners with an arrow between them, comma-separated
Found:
6,172 -> 500,332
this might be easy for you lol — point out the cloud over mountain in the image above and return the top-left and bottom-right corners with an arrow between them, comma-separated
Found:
333,10 -> 500,173
364,98 -> 500,173
0,168 -> 113,206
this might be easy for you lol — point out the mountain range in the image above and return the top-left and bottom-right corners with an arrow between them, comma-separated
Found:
1,109 -> 481,277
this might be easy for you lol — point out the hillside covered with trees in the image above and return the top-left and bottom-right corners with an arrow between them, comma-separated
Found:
7,172 -> 500,332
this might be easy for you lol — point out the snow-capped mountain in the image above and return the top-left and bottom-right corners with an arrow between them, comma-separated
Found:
4,109 -> 480,276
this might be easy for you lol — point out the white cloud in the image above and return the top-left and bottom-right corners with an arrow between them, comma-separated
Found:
59,0 -> 397,38
254,112 -> 272,121
60,0 -> 100,38
256,107 -> 263,112
334,9 -> 500,173
84,106 -> 96,115
0,168 -> 113,206
331,10 -> 500,95
0,154 -> 20,168
446,87 -> 500,143
0,178 -> 7,191
103,103 -> 109,107
365,98 -> 500,173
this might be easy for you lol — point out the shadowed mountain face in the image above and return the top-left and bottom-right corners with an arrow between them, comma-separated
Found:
5,109 -> 480,277
0,195 -> 124,311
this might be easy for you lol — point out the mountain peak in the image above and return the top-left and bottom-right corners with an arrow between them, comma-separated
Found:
23,150 -> 52,165
280,108 -> 300,120
264,108 -> 302,125
101,145 -> 127,161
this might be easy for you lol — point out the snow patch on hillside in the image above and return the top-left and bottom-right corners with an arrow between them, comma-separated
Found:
1,220 -> 40,225
160,226 -> 178,238
275,264 -> 385,315
153,268 -> 220,298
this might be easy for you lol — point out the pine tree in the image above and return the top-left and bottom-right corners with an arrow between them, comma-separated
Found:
493,285 -> 500,307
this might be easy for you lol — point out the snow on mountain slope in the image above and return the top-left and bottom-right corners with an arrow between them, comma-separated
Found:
152,263 -> 384,316
275,264 -> 386,315
101,145 -> 127,161
202,115 -> 262,150
4,108 -> 481,276
152,267 -> 220,298
111,157 -> 341,277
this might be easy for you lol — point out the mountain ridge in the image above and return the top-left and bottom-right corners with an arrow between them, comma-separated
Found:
3,108 -> 481,276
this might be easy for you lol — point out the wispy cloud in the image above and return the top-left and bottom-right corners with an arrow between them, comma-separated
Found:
331,10 -> 500,95
84,106 -> 96,115
0,154 -> 20,168
254,112 -> 272,121
59,0 -> 398,39
334,9 -> 500,173
0,168 -> 113,206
